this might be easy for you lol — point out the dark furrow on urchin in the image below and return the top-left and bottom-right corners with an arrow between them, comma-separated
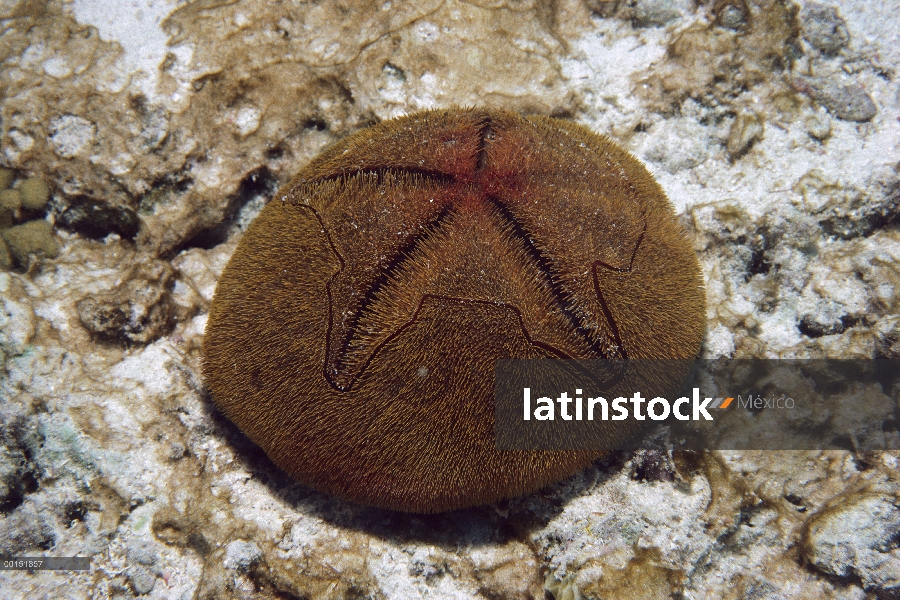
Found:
473,114 -> 628,359
309,201 -> 456,391
488,196 -> 622,360
316,114 -> 495,391
474,114 -> 494,173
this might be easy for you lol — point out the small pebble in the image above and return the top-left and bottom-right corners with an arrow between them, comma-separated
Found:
18,177 -> 50,211
805,111 -> 832,141
633,0 -> 680,26
0,168 -> 14,190
716,3 -> 747,30
801,3 -> 850,55
223,540 -> 262,573
817,83 -> 877,122
1,219 -> 60,266
127,565 -> 157,595
127,539 -> 159,566
799,77 -> 878,122
726,112 -> 764,159
75,258 -> 175,344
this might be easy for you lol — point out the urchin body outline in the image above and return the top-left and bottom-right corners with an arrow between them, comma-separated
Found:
203,108 -> 705,513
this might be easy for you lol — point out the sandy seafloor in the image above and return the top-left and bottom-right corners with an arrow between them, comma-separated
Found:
1,0 -> 899,598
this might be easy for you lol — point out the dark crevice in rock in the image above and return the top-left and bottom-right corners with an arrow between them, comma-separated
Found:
815,171 -> 900,239
265,145 -> 285,160
746,246 -> 771,278
64,500 -> 89,525
819,195 -> 900,239
138,172 -> 194,215
784,493 -> 807,512
303,117 -> 328,131
742,227 -> 772,282
187,532 -> 212,557
631,449 -> 676,483
58,195 -> 143,241
37,535 -> 55,551
798,318 -> 826,338
798,314 -> 863,338
0,469 -> 38,515
840,314 -> 861,330
176,166 -> 280,252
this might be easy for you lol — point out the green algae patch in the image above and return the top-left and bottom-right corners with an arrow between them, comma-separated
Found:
1,219 -> 60,267
18,177 -> 50,211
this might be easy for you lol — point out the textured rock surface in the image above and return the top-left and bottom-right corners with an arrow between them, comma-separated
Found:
803,492 -> 900,595
75,257 -> 178,345
0,0 -> 898,598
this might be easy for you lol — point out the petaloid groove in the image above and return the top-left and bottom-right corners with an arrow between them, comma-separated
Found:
203,107 -> 706,513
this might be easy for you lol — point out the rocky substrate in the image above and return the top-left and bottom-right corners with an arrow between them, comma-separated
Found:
1,0 -> 898,598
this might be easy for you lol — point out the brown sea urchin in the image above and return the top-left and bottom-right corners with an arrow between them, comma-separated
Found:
202,108 -> 705,513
